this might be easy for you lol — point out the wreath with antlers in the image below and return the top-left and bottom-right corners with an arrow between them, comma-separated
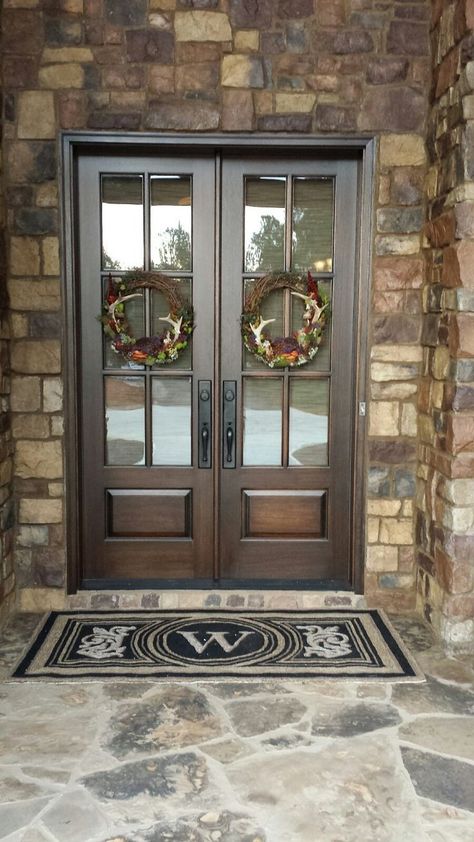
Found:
241,271 -> 330,368
100,272 -> 194,366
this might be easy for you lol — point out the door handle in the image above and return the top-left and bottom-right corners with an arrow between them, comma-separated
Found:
198,381 -> 212,468
223,381 -> 236,468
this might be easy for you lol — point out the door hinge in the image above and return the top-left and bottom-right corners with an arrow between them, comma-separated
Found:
359,401 -> 366,417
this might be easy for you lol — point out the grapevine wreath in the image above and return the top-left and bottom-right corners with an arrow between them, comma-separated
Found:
241,271 -> 330,368
100,271 -> 194,366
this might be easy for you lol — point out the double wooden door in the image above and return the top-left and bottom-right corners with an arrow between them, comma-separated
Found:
77,150 -> 359,587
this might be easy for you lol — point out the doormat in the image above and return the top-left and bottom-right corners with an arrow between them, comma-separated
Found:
12,609 -> 422,681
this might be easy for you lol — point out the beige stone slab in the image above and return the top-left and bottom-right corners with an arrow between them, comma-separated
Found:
175,11 -> 231,42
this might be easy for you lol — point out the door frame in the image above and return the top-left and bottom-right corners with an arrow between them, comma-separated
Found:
61,132 -> 376,594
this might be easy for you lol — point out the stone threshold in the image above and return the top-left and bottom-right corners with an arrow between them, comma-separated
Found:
18,587 -> 367,613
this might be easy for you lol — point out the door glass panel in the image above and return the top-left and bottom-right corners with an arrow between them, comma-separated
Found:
105,376 -> 145,465
244,177 -> 285,272
150,279 -> 192,370
292,178 -> 334,273
152,377 -> 192,466
150,176 -> 192,271
243,378 -> 283,466
243,279 -> 284,370
103,282 -> 145,370
290,279 -> 332,372
101,176 -> 144,271
289,379 -> 329,466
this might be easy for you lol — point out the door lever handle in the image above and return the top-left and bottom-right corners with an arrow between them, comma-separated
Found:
226,422 -> 234,463
201,423 -> 209,463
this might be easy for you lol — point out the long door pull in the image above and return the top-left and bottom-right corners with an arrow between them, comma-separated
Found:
223,381 -> 236,468
198,381 -> 212,468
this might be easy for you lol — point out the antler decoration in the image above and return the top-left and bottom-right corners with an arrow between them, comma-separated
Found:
291,291 -> 328,326
158,313 -> 183,342
250,316 -> 275,345
107,293 -> 142,332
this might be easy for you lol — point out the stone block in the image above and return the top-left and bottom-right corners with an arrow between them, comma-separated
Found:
42,47 -> 93,63
145,102 -> 219,130
443,242 -> 474,289
375,235 -> 420,256
379,135 -> 426,167
368,467 -> 391,497
369,440 -> 417,464
455,202 -> 474,239
387,20 -> 429,55
104,0 -> 147,25
367,500 -> 402,517
17,92 -> 55,139
12,414 -> 49,439
315,105 -> 356,132
275,93 -> 316,113
371,382 -> 417,400
148,65 -> 175,95
10,237 -> 40,276
367,517 -> 379,543
374,257 -> 424,290
360,88 -> 427,132
11,340 -> 61,374
11,376 -> 41,412
42,238 -> 60,276
17,525 -> 49,547
391,169 -> 423,206
14,209 -> 58,236
377,207 -> 423,234
39,64 -> 85,88
45,16 -> 82,47
87,112 -> 141,131
19,498 -> 63,523
222,55 -> 264,88
229,0 -> 272,28
15,440 -> 63,479
51,416 -> 64,436
333,30 -> 373,54
366,58 -> 408,85
222,90 -> 254,131
126,29 -> 174,63
450,314 -> 474,358
3,9 -> 43,54
371,345 -> 422,363
277,0 -> 313,18
37,183 -> 58,208
43,378 -> 63,412
176,62 -> 219,95
58,91 -> 87,129
373,315 -> 420,344
447,415 -> 474,455
102,67 -> 145,89
234,30 -> 259,52
379,518 -> 413,545
175,11 -> 231,41
257,114 -> 312,132
8,280 -> 60,312
401,403 -> 417,437
366,545 -> 398,572
29,312 -> 62,338
369,401 -> 400,436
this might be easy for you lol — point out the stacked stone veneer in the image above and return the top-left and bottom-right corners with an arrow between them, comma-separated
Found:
416,0 -> 474,651
1,1 -> 436,624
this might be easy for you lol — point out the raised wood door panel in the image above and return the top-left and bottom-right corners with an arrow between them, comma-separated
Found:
219,156 -> 358,584
77,154 -> 216,582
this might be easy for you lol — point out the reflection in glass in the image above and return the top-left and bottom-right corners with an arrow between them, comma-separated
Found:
103,283 -> 145,370
151,279 -> 192,370
245,177 -> 285,272
243,378 -> 282,466
152,377 -> 192,465
151,176 -> 192,271
105,376 -> 145,465
289,379 -> 329,466
291,280 -> 332,372
101,176 -> 144,270
292,178 -> 334,273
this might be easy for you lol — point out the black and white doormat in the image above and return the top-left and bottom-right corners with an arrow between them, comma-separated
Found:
12,609 -> 422,680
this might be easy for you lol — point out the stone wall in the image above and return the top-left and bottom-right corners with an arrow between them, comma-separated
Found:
0,77 -> 15,626
417,0 -> 474,651
2,1 -> 431,615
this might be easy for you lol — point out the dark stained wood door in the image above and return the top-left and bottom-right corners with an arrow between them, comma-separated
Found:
219,156 -> 358,584
76,150 -> 359,587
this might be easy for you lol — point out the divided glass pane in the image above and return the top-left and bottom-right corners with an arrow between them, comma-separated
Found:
105,376 -> 145,466
101,176 -> 144,271
150,279 -> 192,370
289,379 -> 329,466
244,177 -> 285,272
243,279 -> 284,370
150,176 -> 192,271
290,279 -> 332,372
292,178 -> 334,273
243,378 -> 283,466
103,281 -> 145,370
152,377 -> 192,466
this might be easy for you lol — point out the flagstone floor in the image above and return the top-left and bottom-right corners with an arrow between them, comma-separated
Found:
0,614 -> 473,842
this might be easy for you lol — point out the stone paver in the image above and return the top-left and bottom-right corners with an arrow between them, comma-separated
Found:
0,613 -> 473,842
